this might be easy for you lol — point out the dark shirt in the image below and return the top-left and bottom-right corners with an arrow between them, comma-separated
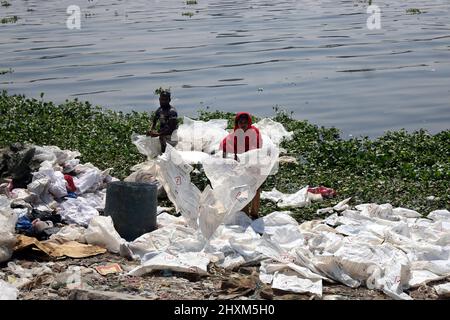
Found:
153,106 -> 178,135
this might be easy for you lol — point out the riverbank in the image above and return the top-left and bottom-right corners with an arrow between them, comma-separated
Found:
1,91 -> 448,221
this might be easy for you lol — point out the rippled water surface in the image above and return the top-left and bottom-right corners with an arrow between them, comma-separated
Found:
1,0 -> 449,136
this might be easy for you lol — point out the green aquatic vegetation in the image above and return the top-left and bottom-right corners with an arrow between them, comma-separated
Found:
406,8 -> 424,15
198,109 -> 450,220
182,12 -> 194,18
0,68 -> 13,75
1,15 -> 18,24
0,91 -> 150,180
1,1 -> 11,7
154,87 -> 171,95
0,92 -> 448,221
186,0 -> 198,5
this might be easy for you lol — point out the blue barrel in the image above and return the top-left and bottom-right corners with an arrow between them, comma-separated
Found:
104,181 -> 157,241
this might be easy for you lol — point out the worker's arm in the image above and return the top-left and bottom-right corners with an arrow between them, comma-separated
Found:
147,111 -> 160,136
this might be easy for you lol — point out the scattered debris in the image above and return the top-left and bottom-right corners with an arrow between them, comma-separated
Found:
68,288 -> 150,300
0,279 -> 18,300
278,156 -> 298,165
95,263 -> 123,276
15,235 -> 107,259
434,283 -> 450,298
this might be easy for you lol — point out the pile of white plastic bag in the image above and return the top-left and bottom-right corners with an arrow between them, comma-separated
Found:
0,195 -> 18,264
6,145 -> 117,228
123,117 -> 450,300
0,279 -> 18,300
130,116 -> 283,237
122,204 -> 450,300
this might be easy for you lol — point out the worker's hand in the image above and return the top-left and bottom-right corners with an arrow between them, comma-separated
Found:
148,130 -> 160,137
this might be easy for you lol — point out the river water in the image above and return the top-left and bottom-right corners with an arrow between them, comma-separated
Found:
1,0 -> 449,136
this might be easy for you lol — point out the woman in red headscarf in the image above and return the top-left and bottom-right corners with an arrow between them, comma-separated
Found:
220,112 -> 262,160
220,112 -> 263,219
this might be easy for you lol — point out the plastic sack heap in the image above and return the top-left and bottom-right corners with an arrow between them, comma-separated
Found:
0,143 -> 118,243
130,117 -> 284,238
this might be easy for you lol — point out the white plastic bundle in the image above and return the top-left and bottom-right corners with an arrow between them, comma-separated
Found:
0,196 -> 18,263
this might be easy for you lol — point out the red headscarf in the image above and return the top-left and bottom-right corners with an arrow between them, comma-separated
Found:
220,112 -> 262,159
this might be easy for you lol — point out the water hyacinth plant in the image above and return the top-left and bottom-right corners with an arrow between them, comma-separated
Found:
1,15 -> 18,24
406,8 -> 424,15
0,92 -> 448,221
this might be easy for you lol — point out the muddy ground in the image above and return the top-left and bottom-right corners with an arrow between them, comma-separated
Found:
1,252 -> 447,300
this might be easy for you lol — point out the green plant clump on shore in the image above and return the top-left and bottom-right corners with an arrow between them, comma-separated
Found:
1,15 -> 18,24
406,8 -> 424,15
0,91 -> 448,221
0,68 -> 13,75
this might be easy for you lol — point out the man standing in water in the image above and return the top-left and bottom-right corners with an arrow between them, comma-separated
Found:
147,89 -> 179,153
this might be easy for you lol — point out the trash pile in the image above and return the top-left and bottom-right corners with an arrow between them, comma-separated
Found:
0,143 -> 118,265
120,204 -> 450,300
261,186 -> 337,208
122,117 -> 450,300
1,118 -> 449,301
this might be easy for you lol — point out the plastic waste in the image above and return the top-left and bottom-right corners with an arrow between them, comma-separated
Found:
307,186 -> 336,199
62,159 -> 80,174
250,211 -> 298,235
157,212 -> 187,228
333,197 -> 352,212
261,187 -> 310,208
124,161 -> 166,199
156,146 -> 202,228
16,215 -> 33,233
253,118 -> 293,147
124,223 -> 199,260
129,251 -> 210,276
58,197 -> 99,227
27,177 -> 51,199
9,188 -> 35,203
278,156 -> 298,165
50,224 -> 86,243
177,151 -> 211,165
428,210 -> 450,222
125,117 -> 450,299
0,279 -> 18,300
85,216 -> 124,254
131,133 -> 162,160
74,168 -> 103,195
175,117 -> 228,154
271,270 -> 322,296
7,262 -> 53,287
48,171 -> 68,199
78,191 -> 106,211
434,283 -> 450,297
199,137 -> 279,238
33,146 -> 80,166
0,196 -> 18,263
131,118 -> 279,239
